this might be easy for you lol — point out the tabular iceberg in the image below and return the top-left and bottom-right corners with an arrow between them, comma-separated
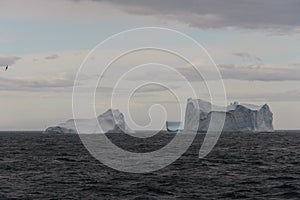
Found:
44,109 -> 134,134
184,98 -> 274,132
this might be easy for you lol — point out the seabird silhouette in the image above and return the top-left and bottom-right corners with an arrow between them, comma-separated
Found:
5,65 -> 8,71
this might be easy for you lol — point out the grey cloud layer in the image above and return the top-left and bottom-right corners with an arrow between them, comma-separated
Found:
45,54 -> 60,60
0,56 -> 21,66
229,89 -> 300,102
180,64 -> 300,82
134,84 -> 180,93
0,73 -> 74,92
219,64 -> 300,81
126,63 -> 300,82
233,52 -> 263,66
85,0 -> 300,32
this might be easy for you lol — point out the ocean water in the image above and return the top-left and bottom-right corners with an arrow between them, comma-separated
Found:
0,131 -> 299,199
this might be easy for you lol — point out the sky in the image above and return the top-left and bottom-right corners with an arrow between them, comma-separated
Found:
0,0 -> 300,130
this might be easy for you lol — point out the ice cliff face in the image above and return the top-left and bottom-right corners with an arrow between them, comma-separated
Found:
44,109 -> 134,134
97,109 -> 130,133
184,98 -> 274,132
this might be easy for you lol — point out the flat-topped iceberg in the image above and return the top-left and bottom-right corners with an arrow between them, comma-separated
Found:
44,109 -> 134,134
184,98 -> 274,132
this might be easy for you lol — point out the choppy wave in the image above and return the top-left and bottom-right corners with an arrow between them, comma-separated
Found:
0,131 -> 299,199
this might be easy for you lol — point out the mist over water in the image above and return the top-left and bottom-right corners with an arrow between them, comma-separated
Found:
0,131 -> 299,199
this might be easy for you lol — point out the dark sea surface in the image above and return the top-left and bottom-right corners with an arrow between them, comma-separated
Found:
0,131 -> 299,200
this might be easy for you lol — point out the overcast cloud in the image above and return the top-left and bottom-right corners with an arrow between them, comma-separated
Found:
1,1 -> 300,129
84,0 -> 300,33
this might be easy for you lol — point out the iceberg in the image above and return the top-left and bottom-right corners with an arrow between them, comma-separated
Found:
166,121 -> 183,132
44,109 -> 134,134
44,126 -> 77,134
184,98 -> 274,132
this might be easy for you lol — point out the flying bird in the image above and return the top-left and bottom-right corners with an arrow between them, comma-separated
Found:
5,65 -> 8,71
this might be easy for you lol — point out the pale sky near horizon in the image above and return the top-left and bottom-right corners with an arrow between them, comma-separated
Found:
0,0 -> 300,130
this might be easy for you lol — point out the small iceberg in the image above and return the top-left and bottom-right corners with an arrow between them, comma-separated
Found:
166,121 -> 183,132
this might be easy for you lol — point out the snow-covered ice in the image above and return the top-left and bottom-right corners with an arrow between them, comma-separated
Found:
184,98 -> 274,132
44,109 -> 134,134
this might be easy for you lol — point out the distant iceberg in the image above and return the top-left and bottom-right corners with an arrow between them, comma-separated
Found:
44,109 -> 134,134
166,121 -> 183,132
44,126 -> 77,134
184,98 -> 274,132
